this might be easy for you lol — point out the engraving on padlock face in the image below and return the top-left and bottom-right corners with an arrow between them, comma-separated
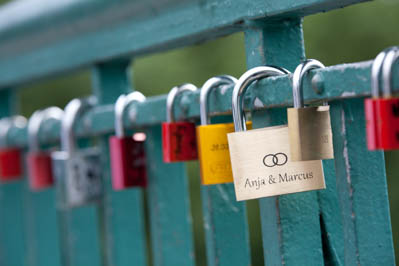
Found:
66,154 -> 102,206
392,102 -> 399,117
173,125 -> 197,155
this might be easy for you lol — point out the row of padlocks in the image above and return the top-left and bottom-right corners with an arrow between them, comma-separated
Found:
0,47 -> 396,206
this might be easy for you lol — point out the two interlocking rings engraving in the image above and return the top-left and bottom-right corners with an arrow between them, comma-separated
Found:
263,153 -> 288,167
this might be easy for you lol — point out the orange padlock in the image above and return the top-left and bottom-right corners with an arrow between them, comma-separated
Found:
162,83 -> 198,162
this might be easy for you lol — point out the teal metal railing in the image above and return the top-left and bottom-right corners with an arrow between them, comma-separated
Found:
0,0 -> 395,265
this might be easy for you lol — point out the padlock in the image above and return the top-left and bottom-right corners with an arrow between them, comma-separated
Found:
375,47 -> 399,150
0,116 -> 27,181
27,107 -> 63,191
197,75 -> 251,185
287,59 -> 334,161
109,91 -> 147,190
227,66 -> 325,201
365,46 -> 399,150
365,48 -> 390,150
162,83 -> 198,162
52,98 -> 103,208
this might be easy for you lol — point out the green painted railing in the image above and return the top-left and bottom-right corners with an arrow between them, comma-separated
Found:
0,0 -> 395,265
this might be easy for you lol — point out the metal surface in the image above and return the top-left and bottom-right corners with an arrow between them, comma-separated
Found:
232,66 -> 289,132
166,83 -> 197,123
114,91 -> 145,137
27,107 -> 63,151
200,76 -> 237,125
382,46 -> 399,98
0,0 -> 367,88
292,59 -> 325,108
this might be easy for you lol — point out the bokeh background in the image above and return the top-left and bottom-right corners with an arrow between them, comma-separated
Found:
1,0 -> 399,264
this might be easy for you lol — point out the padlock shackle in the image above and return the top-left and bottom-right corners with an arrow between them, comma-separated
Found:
0,116 -> 27,147
28,107 -> 64,152
114,91 -> 146,137
292,59 -> 325,108
166,83 -> 197,123
382,47 -> 399,98
232,66 -> 289,132
61,97 -> 96,154
200,75 -> 237,125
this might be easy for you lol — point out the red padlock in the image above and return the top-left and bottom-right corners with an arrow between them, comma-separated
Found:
0,116 -> 27,181
365,46 -> 399,150
27,107 -> 63,190
109,91 -> 147,190
162,83 -> 198,162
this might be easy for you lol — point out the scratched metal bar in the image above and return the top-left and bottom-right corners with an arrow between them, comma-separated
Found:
326,99 -> 395,265
5,61 -> 399,149
145,125 -> 195,266
24,187 -> 61,266
0,89 -> 28,266
91,60 -> 147,266
201,113 -> 251,266
0,0 -> 366,89
245,18 -> 324,265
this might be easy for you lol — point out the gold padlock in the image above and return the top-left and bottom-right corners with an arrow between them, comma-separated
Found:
227,66 -> 325,201
287,59 -> 334,161
197,75 -> 252,185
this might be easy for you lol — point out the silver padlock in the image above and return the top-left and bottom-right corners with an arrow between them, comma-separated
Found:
52,97 -> 103,209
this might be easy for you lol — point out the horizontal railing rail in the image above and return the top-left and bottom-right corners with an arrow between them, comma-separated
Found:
5,60 -> 399,147
0,0 -> 367,89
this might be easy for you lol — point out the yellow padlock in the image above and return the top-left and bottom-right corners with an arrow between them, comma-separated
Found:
196,76 -> 251,185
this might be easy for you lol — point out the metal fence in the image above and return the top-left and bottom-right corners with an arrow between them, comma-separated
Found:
0,0 -> 395,265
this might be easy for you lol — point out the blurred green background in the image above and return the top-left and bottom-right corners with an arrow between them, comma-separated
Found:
1,0 -> 399,264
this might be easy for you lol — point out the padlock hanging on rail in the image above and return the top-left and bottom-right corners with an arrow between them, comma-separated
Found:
287,59 -> 334,161
27,107 -> 63,191
227,66 -> 325,201
162,83 -> 198,163
52,97 -> 103,209
0,116 -> 27,181
365,46 -> 399,150
109,91 -> 147,190
197,75 -> 252,185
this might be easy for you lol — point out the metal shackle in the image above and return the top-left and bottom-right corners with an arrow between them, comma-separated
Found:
61,97 -> 96,154
232,66 -> 289,132
114,91 -> 146,137
200,75 -> 237,125
0,116 -> 27,147
370,47 -> 398,98
382,46 -> 399,98
28,107 -> 64,152
292,59 -> 325,108
166,83 -> 197,123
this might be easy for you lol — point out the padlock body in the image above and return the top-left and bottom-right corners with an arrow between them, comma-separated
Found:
109,136 -> 147,190
197,122 -> 252,185
162,122 -> 198,162
227,125 -> 325,201
0,148 -> 23,181
365,98 -> 381,150
52,148 -> 103,209
375,98 -> 399,150
27,151 -> 53,190
287,106 -> 334,161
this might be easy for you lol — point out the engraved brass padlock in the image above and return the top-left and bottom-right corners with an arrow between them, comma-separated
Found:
197,75 -> 239,185
109,91 -> 147,190
0,116 -> 27,181
52,98 -> 103,209
287,59 -> 334,161
162,83 -> 198,162
227,66 -> 325,201
27,107 -> 63,191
